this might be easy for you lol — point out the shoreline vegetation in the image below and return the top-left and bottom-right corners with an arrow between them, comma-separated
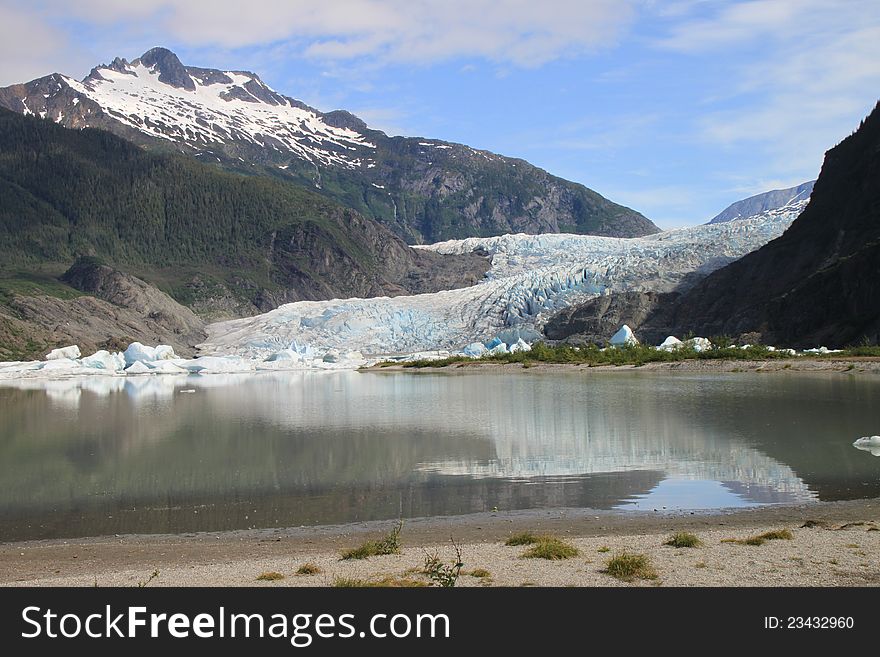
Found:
378,343 -> 880,369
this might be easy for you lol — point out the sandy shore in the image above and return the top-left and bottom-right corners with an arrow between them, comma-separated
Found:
2,499 -> 878,587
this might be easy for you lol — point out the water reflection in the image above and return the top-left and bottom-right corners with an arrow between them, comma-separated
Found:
0,370 -> 878,541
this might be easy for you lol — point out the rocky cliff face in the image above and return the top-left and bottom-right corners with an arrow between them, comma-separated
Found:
0,261 -> 207,359
543,291 -> 677,346
0,47 -> 658,242
657,102 -> 880,348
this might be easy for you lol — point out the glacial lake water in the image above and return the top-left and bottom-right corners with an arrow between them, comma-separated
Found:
1,370 -> 879,542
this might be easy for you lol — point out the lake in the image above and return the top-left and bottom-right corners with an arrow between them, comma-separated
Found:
1,370 -> 878,541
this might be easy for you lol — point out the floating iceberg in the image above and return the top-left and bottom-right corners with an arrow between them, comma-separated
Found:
80,350 -> 126,371
124,342 -> 177,365
853,435 -> 880,457
45,345 -> 81,361
124,361 -> 152,374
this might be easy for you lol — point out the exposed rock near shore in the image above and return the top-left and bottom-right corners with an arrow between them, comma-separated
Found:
0,260 -> 206,359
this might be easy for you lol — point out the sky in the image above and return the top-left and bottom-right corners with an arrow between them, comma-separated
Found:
1,0 -> 878,228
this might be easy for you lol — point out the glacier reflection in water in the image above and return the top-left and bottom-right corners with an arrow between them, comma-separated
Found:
1,370 -> 879,540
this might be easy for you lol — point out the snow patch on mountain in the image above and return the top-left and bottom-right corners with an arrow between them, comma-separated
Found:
58,60 -> 374,168
199,208 -> 800,359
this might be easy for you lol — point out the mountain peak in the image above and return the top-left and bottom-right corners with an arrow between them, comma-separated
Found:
135,47 -> 195,91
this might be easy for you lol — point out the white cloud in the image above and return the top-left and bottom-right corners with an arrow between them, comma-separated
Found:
29,0 -> 635,68
656,0 -> 880,184
0,6 -> 88,86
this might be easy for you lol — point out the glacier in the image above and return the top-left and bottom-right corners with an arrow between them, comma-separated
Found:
199,207 -> 800,360
0,205 -> 806,380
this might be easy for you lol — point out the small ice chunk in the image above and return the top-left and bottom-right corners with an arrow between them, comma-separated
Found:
46,345 -> 81,361
684,337 -> 712,352
853,435 -> 880,456
484,337 -> 503,350
37,358 -> 81,371
124,342 -> 177,364
153,345 -> 177,360
124,342 -> 156,364
487,343 -> 509,355
509,338 -> 532,353
609,325 -> 638,346
264,349 -> 302,363
176,356 -> 252,373
81,350 -> 126,371
657,336 -> 682,351
146,360 -> 188,374
125,361 -> 152,374
462,342 -> 488,358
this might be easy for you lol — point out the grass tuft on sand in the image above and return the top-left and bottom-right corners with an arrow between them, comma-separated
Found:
722,528 -> 793,546
340,521 -> 403,560
664,532 -> 702,548
604,552 -> 658,582
295,563 -> 323,576
332,575 -> 427,588
522,538 -> 580,560
256,571 -> 284,581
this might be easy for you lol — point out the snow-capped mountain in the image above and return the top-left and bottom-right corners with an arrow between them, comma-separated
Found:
199,206 -> 800,359
708,181 -> 814,224
0,47 -> 658,242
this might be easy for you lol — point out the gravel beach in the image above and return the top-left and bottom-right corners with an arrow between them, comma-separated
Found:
2,499 -> 878,587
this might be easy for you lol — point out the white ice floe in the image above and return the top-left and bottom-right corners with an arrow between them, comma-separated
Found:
201,209 -> 797,360
609,325 -> 638,346
803,346 -> 843,354
124,361 -> 152,374
45,345 -> 81,360
80,350 -> 126,371
123,342 -> 178,365
853,435 -> 880,456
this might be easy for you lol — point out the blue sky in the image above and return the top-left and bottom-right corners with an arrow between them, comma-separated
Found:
1,1 -> 878,228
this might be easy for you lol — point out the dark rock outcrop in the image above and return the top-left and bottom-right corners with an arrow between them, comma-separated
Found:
656,102 -> 880,348
61,258 -> 205,348
543,291 -> 677,346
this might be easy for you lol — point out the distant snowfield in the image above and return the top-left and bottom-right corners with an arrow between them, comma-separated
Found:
199,202 -> 803,360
